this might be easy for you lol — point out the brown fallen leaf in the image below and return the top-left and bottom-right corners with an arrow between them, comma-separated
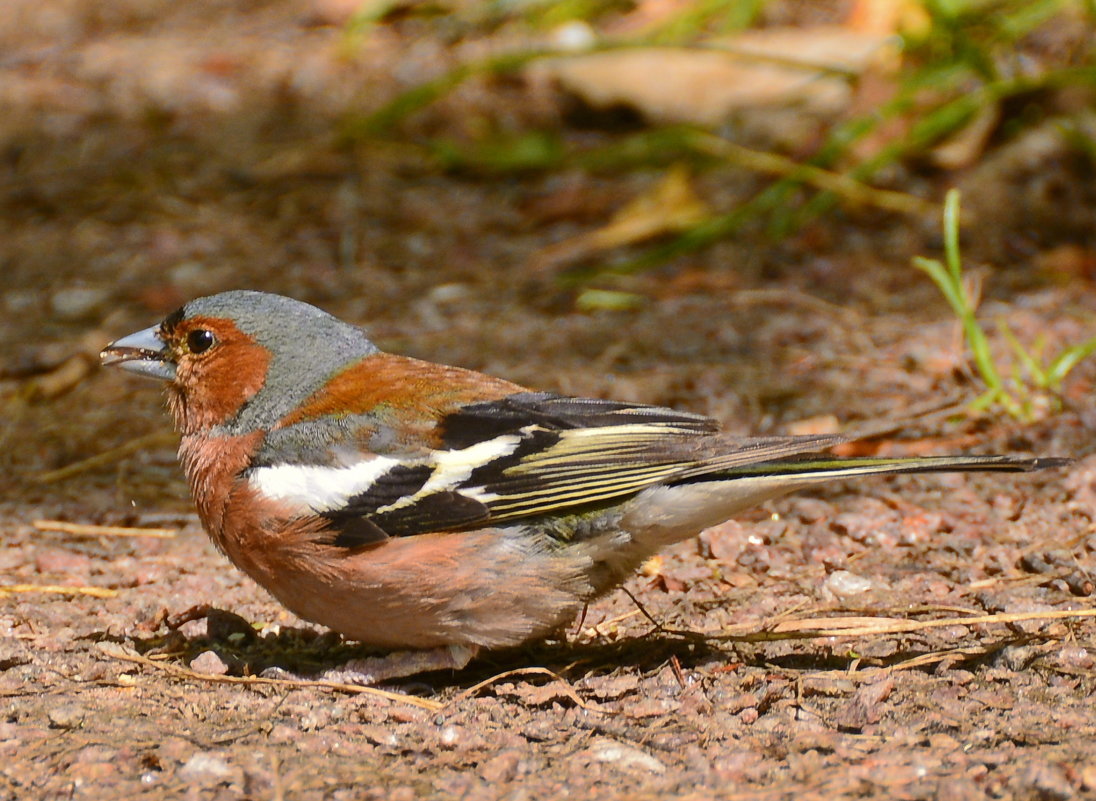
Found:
532,26 -> 895,127
930,102 -> 1002,169
531,165 -> 709,273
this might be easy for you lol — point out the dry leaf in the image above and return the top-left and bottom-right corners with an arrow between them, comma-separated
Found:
533,27 -> 894,127
930,102 -> 1001,169
531,165 -> 709,273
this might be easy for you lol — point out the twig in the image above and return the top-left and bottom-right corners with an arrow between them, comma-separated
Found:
582,608 -> 643,640
33,520 -> 177,539
668,654 -> 687,690
0,584 -> 118,599
97,642 -> 443,711
689,132 -> 940,217
620,585 -> 666,633
713,608 -> 1096,641
878,645 -> 1005,674
445,667 -> 608,714
34,431 -> 177,484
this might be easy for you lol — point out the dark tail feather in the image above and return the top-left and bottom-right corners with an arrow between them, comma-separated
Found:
709,454 -> 1072,481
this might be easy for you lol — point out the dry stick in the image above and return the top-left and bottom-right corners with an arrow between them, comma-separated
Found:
270,755 -> 285,801
97,642 -> 444,711
35,430 -> 178,484
794,644 -> 1002,682
689,132 -> 940,217
0,584 -> 118,599
969,574 -> 1062,590
668,655 -> 687,690
880,645 -> 1001,674
33,520 -> 177,539
619,585 -> 666,633
714,608 -> 1096,641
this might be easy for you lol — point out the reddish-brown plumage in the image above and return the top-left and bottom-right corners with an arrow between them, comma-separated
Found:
166,316 -> 271,435
179,431 -> 267,562
278,353 -> 524,431
180,428 -> 595,649
242,522 -> 593,649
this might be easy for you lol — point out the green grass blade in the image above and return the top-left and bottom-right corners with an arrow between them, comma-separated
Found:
1046,336 -> 1096,388
943,189 -> 962,282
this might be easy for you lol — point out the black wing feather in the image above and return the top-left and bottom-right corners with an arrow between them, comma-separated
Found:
369,491 -> 490,537
323,393 -> 850,545
336,464 -> 434,518
439,391 -> 717,448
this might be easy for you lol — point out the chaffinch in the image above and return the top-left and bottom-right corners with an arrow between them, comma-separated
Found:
101,290 -> 1068,679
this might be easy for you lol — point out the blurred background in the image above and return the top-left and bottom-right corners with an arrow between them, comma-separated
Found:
2,0 -> 1095,494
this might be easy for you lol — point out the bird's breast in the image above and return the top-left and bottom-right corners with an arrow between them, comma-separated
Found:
179,431 -> 267,552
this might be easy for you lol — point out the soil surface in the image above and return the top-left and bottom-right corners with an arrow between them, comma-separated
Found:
2,2 -> 1096,799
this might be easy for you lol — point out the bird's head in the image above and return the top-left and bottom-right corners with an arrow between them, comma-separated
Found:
101,290 -> 377,435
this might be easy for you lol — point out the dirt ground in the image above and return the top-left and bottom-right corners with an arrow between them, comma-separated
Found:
2,2 -> 1096,799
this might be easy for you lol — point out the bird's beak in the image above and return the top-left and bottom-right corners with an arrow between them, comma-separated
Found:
100,325 -> 177,381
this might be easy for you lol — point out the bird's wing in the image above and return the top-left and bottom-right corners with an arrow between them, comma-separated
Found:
247,389 -> 845,543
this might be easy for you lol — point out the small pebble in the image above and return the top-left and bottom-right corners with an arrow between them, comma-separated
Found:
179,752 -> 233,782
997,645 -> 1036,672
47,704 -> 86,729
439,725 -> 461,747
588,739 -> 665,774
189,650 -> 229,676
824,570 -> 875,598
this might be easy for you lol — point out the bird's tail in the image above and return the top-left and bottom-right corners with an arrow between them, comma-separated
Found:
706,454 -> 1071,481
614,453 -> 1071,557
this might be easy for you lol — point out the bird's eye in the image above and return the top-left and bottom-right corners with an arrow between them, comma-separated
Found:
186,329 -> 216,354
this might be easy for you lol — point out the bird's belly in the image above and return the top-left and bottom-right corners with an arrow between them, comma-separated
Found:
243,527 -> 597,650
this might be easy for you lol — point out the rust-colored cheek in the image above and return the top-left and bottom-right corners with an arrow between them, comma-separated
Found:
171,339 -> 271,433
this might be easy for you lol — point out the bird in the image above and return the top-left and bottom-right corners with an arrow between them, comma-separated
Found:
101,290 -> 1069,680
